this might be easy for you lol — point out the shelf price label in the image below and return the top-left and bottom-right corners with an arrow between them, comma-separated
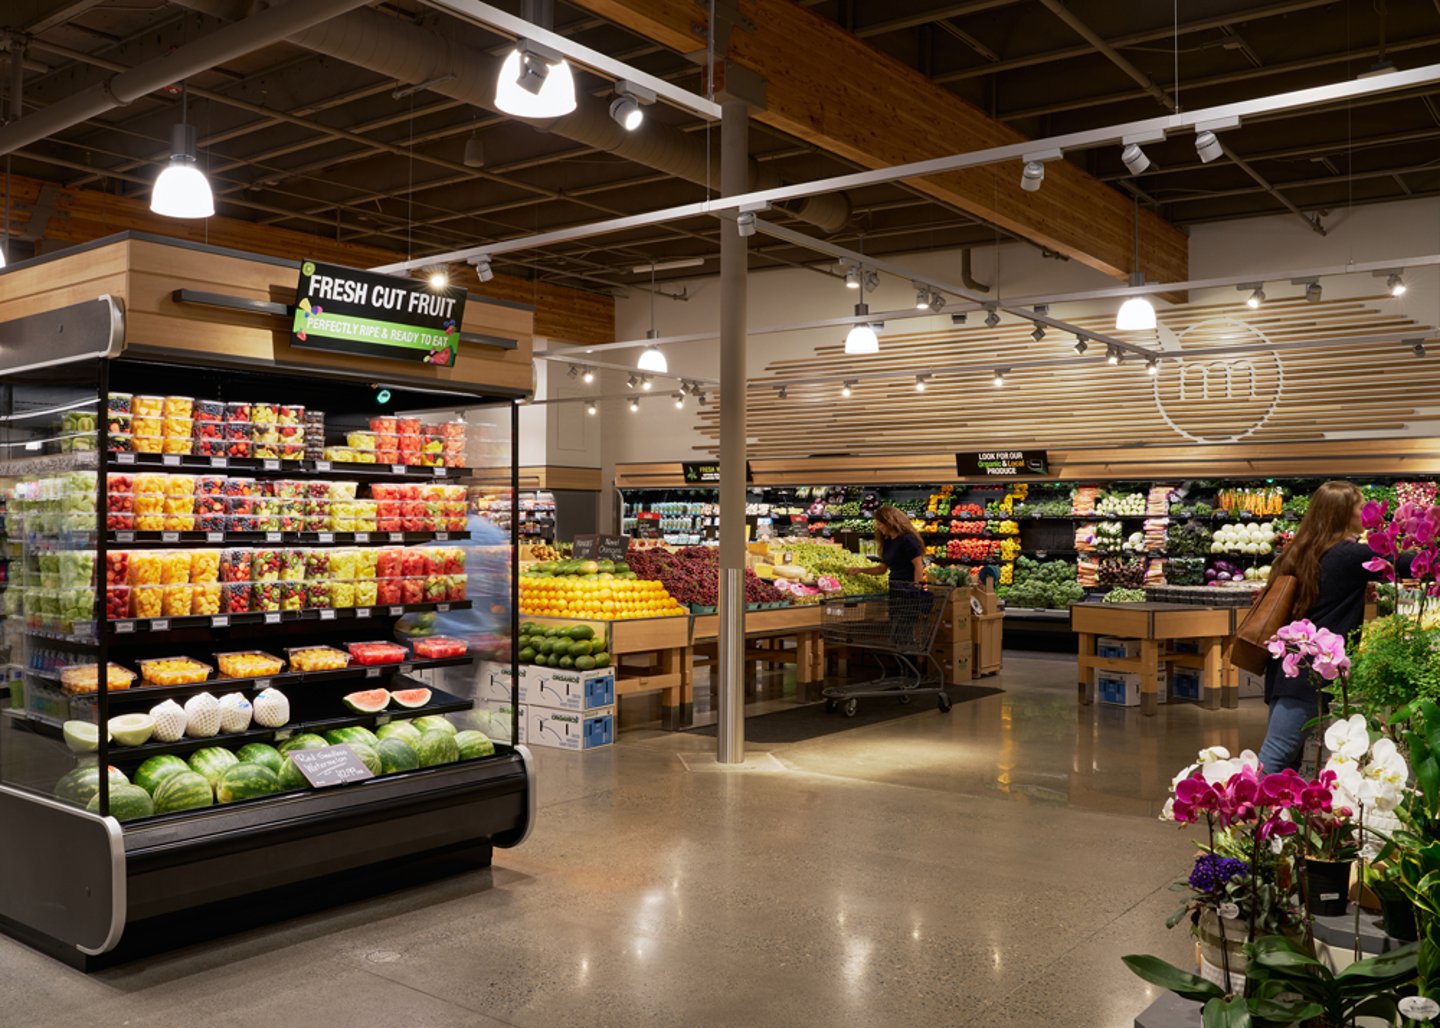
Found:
319,608 -> 336,620
388,605 -> 404,617
264,612 -> 281,625
114,620 -> 135,634
116,452 -> 135,464
433,467 -> 446,477
355,607 -> 371,618
161,531 -> 179,543
436,603 -> 451,612
391,464 -> 407,476
206,531 -> 223,543
289,745 -> 375,788
265,532 -> 282,543
365,667 -> 381,679
211,615 -> 229,628
435,531 -> 449,541
254,678 -> 271,690
115,531 -> 134,543
161,454 -> 180,466
209,456 -> 228,468
388,532 -> 404,542
317,532 -> 334,543
151,618 -> 170,632
262,459 -> 280,471
354,533 -> 369,543
315,460 -> 331,472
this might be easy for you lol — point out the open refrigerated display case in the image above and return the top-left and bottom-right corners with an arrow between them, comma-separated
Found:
0,239 -> 531,968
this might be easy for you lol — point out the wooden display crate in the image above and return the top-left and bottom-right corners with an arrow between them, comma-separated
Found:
972,613 -> 1004,677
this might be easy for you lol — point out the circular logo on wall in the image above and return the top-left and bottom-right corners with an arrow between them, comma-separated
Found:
1150,318 -> 1285,444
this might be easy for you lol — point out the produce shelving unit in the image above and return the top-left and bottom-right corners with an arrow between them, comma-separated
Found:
0,235 -> 534,968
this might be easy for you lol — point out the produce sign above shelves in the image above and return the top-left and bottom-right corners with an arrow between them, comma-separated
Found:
681,461 -> 753,484
572,534 -> 631,562
956,451 -> 1049,478
292,259 -> 466,367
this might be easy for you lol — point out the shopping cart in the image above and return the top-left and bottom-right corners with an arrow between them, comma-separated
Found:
820,584 -> 953,716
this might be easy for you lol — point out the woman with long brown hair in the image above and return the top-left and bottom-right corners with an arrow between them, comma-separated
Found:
859,505 -> 926,587
1256,480 -> 1409,772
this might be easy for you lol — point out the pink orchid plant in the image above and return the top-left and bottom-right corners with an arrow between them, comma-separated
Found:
1266,618 -> 1351,682
1362,498 -> 1439,593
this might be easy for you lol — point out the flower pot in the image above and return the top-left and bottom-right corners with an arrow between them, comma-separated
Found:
1306,858 -> 1353,917
1196,909 -> 1249,993
1380,893 -> 1419,942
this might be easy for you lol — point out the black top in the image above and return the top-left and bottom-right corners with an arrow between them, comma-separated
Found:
882,533 -> 923,584
1265,540 -> 1409,702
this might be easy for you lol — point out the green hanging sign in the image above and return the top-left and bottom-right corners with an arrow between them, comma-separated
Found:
292,259 -> 466,367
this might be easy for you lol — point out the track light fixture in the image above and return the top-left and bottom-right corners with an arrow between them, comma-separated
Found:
567,364 -> 579,378
1195,129 -> 1224,163
1074,336 -> 1088,355
495,39 -> 576,119
841,381 -> 854,398
586,401 -> 597,415
627,374 -> 638,389
1304,280 -> 1322,303
582,368 -> 595,385
628,397 -> 640,413
1243,285 -> 1265,309
844,303 -> 879,355
470,255 -> 494,282
1030,325 -> 1046,342
777,385 -> 788,400
674,392 -> 686,408
1107,346 -> 1121,366
736,212 -> 756,237
695,391 -> 708,405
844,265 -> 862,290
914,375 -> 930,392
983,308 -> 1000,329
1147,358 -> 1160,376
1389,273 -> 1407,297
427,266 -> 449,289
608,95 -> 642,131
914,283 -> 931,310
1120,143 -> 1150,175
640,375 -> 653,391
1020,160 -> 1045,192
1413,340 -> 1428,357
863,270 -> 879,293
993,369 -> 1007,389
151,82 -> 215,219
929,291 -> 946,313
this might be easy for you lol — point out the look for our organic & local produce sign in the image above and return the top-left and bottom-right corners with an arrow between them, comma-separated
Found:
956,450 -> 1049,477
292,260 -> 467,367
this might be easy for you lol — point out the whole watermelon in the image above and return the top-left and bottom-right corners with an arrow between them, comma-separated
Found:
236,743 -> 284,775
277,756 -> 308,791
415,729 -> 460,768
346,743 -> 383,776
376,721 -> 423,746
54,765 -> 129,807
454,730 -> 496,761
278,733 -> 328,755
153,770 -> 214,814
376,737 -> 419,775
215,763 -> 283,804
188,746 -> 238,787
134,755 -> 190,796
86,783 -> 154,822
410,715 -> 456,737
325,726 -> 380,750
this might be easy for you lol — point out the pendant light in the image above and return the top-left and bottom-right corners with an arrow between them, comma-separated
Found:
637,262 -> 668,373
844,304 -> 879,354
1114,194 -> 1154,331
150,81 -> 214,219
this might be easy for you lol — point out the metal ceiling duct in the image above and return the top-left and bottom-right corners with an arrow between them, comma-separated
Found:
168,0 -> 850,234
0,0 -> 372,156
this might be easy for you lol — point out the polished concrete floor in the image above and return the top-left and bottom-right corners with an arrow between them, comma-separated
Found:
0,655 -> 1271,1027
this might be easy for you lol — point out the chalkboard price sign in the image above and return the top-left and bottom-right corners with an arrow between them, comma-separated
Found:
289,744 -> 377,788
572,534 -> 631,562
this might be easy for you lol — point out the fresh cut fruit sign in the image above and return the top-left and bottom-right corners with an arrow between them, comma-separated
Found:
292,259 -> 466,367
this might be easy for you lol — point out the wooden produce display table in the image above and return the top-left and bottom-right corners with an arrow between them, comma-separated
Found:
691,605 -> 826,711
1071,602 -> 1239,716
522,614 -> 691,729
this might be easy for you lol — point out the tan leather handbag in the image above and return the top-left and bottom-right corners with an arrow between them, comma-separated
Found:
1230,575 -> 1297,676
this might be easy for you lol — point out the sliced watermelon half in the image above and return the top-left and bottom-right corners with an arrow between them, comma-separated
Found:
390,688 -> 432,710
343,688 -> 391,714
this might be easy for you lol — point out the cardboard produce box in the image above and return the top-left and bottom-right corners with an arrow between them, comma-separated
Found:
526,705 -> 614,751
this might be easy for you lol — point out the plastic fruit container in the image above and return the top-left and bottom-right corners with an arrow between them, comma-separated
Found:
129,552 -> 161,586
251,580 -> 281,612
189,550 -> 219,583
191,582 -> 221,615
330,579 -> 355,608
221,581 -> 251,614
108,393 -> 133,415
219,548 -> 252,582
345,641 -> 408,665
286,645 -> 350,672
138,656 -> 212,686
60,662 -> 136,694
132,584 -> 163,618
134,434 -> 163,454
354,579 -> 378,606
133,395 -> 164,418
108,432 -> 135,454
215,650 -> 284,678
162,396 -> 194,419
160,550 -> 192,585
413,635 -> 468,659
194,400 -> 224,423
162,582 -> 193,617
304,579 -> 332,609
105,584 -> 130,620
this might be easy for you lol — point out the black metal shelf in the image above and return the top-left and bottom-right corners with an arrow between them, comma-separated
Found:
107,600 -> 470,636
90,654 -> 473,705
107,530 -> 469,547
5,682 -> 473,763
109,453 -> 474,481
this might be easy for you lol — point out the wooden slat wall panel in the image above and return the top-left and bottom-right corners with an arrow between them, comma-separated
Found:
9,172 -> 613,344
687,295 -> 1440,462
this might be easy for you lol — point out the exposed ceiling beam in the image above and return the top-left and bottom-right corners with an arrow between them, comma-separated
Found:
851,0 -> 1024,38
565,0 -> 1188,284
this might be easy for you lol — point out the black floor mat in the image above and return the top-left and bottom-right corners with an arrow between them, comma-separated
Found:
688,683 -> 1004,743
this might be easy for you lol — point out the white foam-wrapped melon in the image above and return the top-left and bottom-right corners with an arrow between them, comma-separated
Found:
184,693 -> 221,738
253,688 -> 290,728
150,699 -> 187,742
218,692 -> 253,733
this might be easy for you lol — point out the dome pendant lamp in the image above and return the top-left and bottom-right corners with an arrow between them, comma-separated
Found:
150,82 -> 214,219
1114,194 -> 1154,331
